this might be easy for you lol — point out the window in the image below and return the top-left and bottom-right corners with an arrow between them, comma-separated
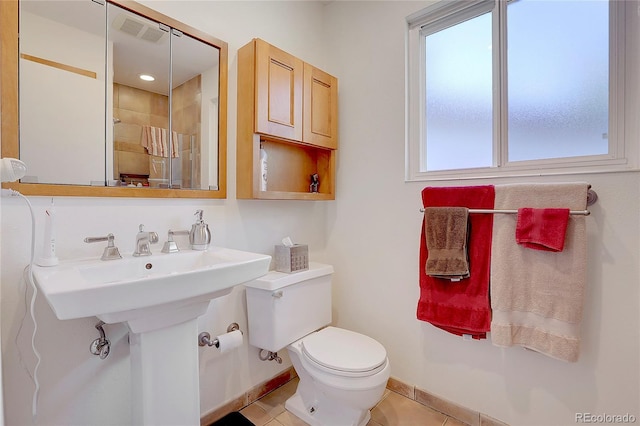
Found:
406,0 -> 638,180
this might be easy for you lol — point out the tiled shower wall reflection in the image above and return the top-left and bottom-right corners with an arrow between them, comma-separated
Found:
113,77 -> 200,188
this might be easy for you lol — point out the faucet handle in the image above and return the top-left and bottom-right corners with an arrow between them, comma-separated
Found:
84,233 -> 122,261
149,231 -> 159,244
162,230 -> 189,253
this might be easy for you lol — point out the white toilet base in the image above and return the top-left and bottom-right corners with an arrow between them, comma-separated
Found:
285,390 -> 371,426
285,336 -> 389,426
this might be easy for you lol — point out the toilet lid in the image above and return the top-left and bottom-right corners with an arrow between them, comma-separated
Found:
301,327 -> 387,373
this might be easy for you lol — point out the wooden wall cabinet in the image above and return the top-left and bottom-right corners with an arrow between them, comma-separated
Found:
237,38 -> 337,200
303,63 -> 338,150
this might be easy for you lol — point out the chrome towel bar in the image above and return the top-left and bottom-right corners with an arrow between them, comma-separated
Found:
419,189 -> 597,216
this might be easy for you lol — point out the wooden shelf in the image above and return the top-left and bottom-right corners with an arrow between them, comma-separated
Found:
257,191 -> 335,201
259,136 -> 334,198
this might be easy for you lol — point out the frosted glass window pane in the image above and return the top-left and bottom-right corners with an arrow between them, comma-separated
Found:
424,13 -> 493,172
507,0 -> 609,162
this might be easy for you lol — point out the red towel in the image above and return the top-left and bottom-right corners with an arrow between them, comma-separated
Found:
515,208 -> 570,252
417,186 -> 495,339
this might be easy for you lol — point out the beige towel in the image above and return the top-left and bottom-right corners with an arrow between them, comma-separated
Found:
490,183 -> 589,362
141,125 -> 179,158
424,207 -> 470,281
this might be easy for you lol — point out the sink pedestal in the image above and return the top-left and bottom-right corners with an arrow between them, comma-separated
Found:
127,300 -> 210,425
130,318 -> 201,425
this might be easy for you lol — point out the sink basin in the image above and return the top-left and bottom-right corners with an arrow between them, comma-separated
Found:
32,246 -> 271,329
32,246 -> 271,425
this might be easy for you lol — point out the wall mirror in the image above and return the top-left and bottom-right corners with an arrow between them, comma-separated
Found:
0,0 -> 228,198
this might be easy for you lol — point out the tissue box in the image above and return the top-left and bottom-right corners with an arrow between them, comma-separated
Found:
274,244 -> 309,273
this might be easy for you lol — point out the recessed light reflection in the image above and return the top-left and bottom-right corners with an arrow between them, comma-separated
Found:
139,74 -> 155,82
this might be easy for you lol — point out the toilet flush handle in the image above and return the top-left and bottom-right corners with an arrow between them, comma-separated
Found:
272,291 -> 283,298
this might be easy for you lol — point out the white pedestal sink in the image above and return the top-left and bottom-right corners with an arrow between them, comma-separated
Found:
32,246 -> 271,425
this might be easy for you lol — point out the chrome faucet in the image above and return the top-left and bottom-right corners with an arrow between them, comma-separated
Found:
84,233 -> 122,261
133,224 -> 159,257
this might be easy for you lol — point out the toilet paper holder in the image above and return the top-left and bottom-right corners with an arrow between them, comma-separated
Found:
198,322 -> 242,348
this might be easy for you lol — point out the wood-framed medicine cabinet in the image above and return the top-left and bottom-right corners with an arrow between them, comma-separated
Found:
0,0 -> 228,199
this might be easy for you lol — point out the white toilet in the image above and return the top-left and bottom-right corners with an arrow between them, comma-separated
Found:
245,263 -> 390,426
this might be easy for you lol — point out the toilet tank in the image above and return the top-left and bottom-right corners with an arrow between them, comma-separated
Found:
244,262 -> 333,352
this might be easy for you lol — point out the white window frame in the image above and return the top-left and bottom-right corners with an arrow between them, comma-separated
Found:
405,0 -> 640,182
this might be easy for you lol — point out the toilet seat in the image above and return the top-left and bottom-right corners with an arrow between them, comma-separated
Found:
301,327 -> 387,377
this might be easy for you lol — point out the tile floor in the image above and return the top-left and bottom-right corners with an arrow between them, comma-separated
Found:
240,377 -> 467,426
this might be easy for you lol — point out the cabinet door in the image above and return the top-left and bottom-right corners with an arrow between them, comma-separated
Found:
255,39 -> 303,141
303,63 -> 338,149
